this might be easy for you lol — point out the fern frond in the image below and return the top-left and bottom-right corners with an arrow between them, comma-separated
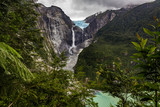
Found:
0,42 -> 34,81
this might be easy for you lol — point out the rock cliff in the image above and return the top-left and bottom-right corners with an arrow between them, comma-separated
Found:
36,4 -> 92,71
37,4 -> 90,55
37,4 -> 73,54
84,5 -> 137,39
36,3 -> 136,71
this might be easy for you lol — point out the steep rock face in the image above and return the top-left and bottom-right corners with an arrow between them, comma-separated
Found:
36,4 -> 92,71
84,11 -> 116,37
85,14 -> 98,24
36,3 -> 136,71
74,26 -> 92,45
37,4 -> 74,54
37,4 -> 91,55
84,6 -> 136,38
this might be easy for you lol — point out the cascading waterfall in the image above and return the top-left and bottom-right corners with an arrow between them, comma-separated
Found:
69,26 -> 76,54
63,26 -> 77,71
72,27 -> 76,47
64,21 -> 89,72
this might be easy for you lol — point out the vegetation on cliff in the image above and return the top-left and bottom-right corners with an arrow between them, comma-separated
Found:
1,0 -> 160,106
100,18 -> 160,107
75,0 -> 160,106
75,0 -> 160,81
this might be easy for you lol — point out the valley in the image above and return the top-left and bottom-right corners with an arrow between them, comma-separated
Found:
1,0 -> 160,106
37,0 -> 160,106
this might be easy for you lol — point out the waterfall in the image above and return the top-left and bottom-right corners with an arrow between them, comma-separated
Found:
69,26 -> 76,54
64,21 -> 89,72
71,27 -> 76,47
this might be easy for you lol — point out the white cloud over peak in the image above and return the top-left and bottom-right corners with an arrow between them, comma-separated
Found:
37,0 -> 155,20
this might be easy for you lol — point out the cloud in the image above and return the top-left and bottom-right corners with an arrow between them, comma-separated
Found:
37,0 -> 155,20
72,0 -> 155,8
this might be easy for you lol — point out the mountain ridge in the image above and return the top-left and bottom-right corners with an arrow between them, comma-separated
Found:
75,0 -> 160,80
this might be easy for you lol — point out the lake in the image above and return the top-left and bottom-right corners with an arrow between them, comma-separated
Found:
94,91 -> 119,107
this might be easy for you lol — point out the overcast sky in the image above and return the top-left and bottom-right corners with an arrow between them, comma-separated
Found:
37,0 -> 155,20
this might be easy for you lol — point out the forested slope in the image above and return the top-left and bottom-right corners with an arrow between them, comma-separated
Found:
75,0 -> 160,80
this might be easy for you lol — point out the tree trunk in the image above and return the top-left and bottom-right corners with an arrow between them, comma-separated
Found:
155,89 -> 158,107
122,99 -> 126,107
122,102 -> 126,107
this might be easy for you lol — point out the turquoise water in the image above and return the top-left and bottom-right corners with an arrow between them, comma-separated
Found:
73,21 -> 89,29
94,92 -> 119,107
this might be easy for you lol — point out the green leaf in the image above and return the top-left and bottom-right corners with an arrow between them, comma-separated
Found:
149,24 -> 156,29
0,42 -> 34,81
133,53 -> 143,57
137,33 -> 141,40
149,47 -> 156,54
143,28 -> 154,37
132,42 -> 141,50
141,39 -> 147,49
153,31 -> 160,36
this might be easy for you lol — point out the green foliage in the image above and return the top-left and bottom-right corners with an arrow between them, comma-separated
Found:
76,4 -> 160,106
0,42 -> 33,81
75,0 -> 160,81
0,66 -> 97,106
91,18 -> 160,106
75,42 -> 134,81
0,0 -> 45,69
0,0 -> 97,107
99,62 -> 136,107
0,42 -> 34,107
131,18 -> 160,107
6,70 -> 97,107
97,18 -> 160,107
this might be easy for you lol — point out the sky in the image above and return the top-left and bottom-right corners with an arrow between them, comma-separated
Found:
37,0 -> 155,20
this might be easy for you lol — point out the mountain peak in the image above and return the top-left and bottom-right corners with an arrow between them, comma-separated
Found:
123,4 -> 137,9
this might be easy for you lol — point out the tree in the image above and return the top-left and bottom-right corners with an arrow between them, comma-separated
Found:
99,62 -> 135,107
132,17 -> 160,107
0,0 -> 45,69
0,42 -> 34,106
0,1 -> 97,106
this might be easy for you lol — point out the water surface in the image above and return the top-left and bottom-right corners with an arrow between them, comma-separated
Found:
94,92 -> 119,107
73,21 -> 89,29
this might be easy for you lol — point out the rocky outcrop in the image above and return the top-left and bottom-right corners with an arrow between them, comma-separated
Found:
36,4 -> 92,71
37,4 -> 91,56
73,26 -> 92,45
37,4 -> 73,54
84,11 -> 116,37
36,3 -> 137,71
84,6 -> 137,38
